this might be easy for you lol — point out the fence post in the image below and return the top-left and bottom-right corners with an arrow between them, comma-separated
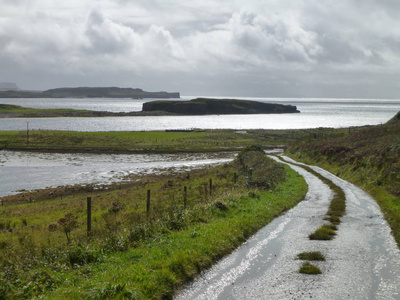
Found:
209,179 -> 213,196
184,186 -> 187,209
233,172 -> 237,184
146,190 -> 151,216
87,197 -> 92,236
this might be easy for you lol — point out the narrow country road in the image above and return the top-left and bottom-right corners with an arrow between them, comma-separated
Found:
175,156 -> 400,300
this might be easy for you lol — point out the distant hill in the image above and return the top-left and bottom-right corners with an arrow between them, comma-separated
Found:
0,82 -> 20,91
0,87 -> 180,99
142,98 -> 300,115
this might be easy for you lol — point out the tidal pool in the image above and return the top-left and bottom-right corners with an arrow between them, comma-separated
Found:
0,150 -> 235,197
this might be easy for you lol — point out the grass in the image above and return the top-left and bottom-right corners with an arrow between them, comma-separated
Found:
0,104 -> 89,115
0,127 -> 358,153
298,262 -> 322,275
296,251 -> 325,261
277,157 -> 346,240
0,147 -> 308,299
286,120 -> 400,247
309,225 -> 337,240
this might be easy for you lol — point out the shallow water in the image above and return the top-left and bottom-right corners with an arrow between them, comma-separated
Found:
0,150 -> 235,197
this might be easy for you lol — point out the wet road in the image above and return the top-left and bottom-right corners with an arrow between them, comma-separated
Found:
175,156 -> 400,299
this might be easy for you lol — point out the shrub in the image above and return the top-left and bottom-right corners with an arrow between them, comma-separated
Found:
67,244 -> 102,267
57,213 -> 78,244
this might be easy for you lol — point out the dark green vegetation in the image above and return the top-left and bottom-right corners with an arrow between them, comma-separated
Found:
298,262 -> 322,275
142,98 -> 299,115
296,251 -> 325,261
0,87 -> 180,98
0,148 -> 307,299
287,112 -> 400,246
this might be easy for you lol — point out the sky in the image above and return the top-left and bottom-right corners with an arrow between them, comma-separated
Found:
1,0 -> 400,98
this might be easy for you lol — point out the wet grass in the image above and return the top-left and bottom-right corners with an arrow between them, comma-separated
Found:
309,225 -> 337,240
296,251 -> 325,261
298,262 -> 322,275
0,148 -> 308,299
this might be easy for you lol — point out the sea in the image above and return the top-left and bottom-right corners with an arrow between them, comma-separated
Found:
0,96 -> 399,196
0,97 -> 399,131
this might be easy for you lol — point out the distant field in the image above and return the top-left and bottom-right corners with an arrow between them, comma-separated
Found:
0,127 -> 353,153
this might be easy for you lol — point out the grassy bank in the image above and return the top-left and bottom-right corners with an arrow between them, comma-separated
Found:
0,148 -> 307,299
0,127 -> 354,153
0,104 -> 90,117
286,120 -> 400,247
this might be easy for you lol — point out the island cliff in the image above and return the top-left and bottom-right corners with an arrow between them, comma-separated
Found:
142,98 -> 300,115
0,87 -> 180,99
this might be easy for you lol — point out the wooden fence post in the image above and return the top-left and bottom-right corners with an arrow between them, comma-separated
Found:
147,190 -> 151,216
209,179 -> 213,196
184,186 -> 187,209
87,197 -> 92,236
233,172 -> 237,184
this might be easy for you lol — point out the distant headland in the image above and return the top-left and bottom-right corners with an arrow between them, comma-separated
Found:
0,86 -> 180,99
143,98 -> 300,115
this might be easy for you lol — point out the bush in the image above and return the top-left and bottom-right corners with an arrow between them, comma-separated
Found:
67,244 -> 102,267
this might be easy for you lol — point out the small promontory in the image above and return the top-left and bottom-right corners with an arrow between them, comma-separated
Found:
142,98 -> 300,115
387,111 -> 400,124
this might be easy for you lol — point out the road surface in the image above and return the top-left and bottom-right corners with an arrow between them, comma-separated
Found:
175,156 -> 400,299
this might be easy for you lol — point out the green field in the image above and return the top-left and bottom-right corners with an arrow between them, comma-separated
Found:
0,127 -> 353,153
0,104 -> 89,116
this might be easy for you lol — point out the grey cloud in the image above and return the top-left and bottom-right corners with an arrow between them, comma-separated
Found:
83,8 -> 140,54
0,0 -> 400,98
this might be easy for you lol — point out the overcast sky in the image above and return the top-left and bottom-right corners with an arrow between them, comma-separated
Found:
1,0 -> 400,98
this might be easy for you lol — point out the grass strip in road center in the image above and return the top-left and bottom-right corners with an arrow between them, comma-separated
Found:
277,156 -> 346,237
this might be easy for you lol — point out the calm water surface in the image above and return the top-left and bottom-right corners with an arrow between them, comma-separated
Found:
0,150 -> 235,197
1,97 -> 399,131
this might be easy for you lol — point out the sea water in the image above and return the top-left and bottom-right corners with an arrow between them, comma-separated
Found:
0,97 -> 399,131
